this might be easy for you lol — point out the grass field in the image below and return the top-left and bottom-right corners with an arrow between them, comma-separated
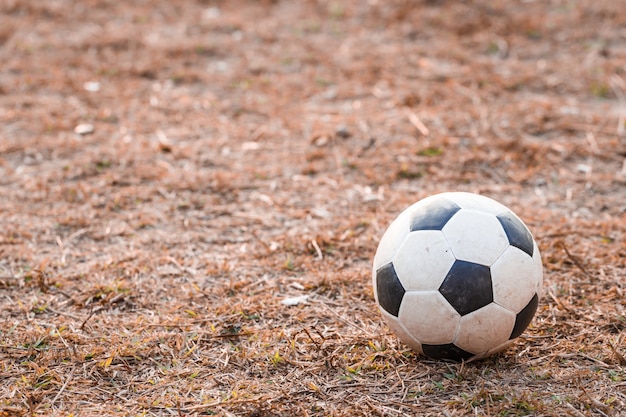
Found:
1,0 -> 625,415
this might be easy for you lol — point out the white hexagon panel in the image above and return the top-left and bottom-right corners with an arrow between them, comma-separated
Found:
398,291 -> 461,344
393,231 -> 456,291
454,303 -> 516,354
442,210 -> 510,266
491,245 -> 543,313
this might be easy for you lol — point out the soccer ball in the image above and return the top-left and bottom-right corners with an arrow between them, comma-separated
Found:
372,192 -> 543,361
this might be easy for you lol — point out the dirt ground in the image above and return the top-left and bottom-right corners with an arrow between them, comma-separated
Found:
1,0 -> 625,416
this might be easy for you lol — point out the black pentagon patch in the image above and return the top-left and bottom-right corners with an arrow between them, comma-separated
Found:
438,260 -> 493,316
375,263 -> 405,317
497,212 -> 534,257
409,198 -> 461,232
422,343 -> 474,361
509,293 -> 539,339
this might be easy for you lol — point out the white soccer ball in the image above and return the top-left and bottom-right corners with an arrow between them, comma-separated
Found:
372,192 -> 543,361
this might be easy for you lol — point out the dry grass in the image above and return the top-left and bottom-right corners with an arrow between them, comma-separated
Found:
1,0 -> 625,415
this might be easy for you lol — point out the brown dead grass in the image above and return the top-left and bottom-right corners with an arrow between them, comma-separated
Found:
1,0 -> 625,416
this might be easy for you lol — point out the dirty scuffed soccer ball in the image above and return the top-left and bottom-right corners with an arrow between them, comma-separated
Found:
372,192 -> 543,361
